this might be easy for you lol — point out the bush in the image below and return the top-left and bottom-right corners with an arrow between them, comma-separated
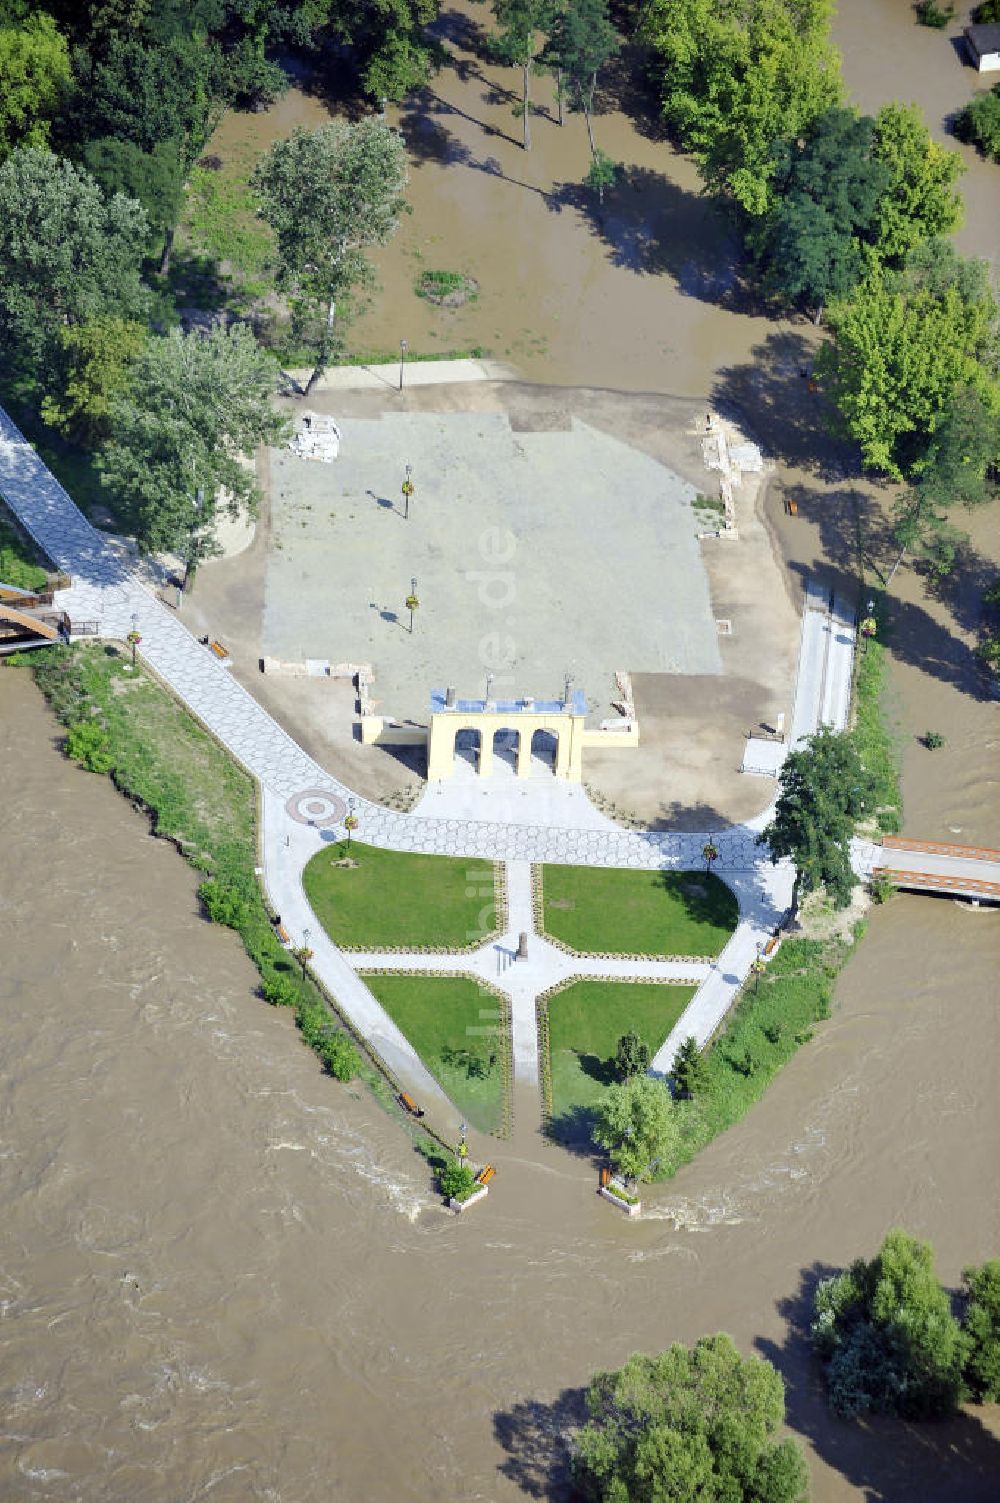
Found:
198,877 -> 251,930
263,975 -> 298,1007
438,1158 -> 476,1201
920,730 -> 945,749
322,1031 -> 361,1082
65,718 -> 115,773
811,1229 -> 966,1419
954,86 -> 1000,163
915,0 -> 954,25
973,0 -> 1000,18
869,873 -> 896,905
962,1260 -> 1000,1402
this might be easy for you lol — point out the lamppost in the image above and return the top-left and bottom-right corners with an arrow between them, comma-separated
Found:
457,1121 -> 468,1160
297,926 -> 314,980
344,799 -> 359,849
399,338 -> 408,392
126,611 -> 141,670
485,671 -> 494,706
702,838 -> 719,874
405,577 -> 419,634
401,463 -> 414,519
750,946 -> 766,995
563,674 -> 574,709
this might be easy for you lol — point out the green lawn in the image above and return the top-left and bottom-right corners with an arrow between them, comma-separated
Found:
546,980 -> 696,1143
0,504 -> 49,591
303,841 -> 496,950
362,973 -> 507,1133
539,865 -> 737,956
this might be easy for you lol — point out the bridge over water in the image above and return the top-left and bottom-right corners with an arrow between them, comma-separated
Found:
873,836 -> 1000,904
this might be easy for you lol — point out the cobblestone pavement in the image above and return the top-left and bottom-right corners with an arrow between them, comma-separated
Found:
2,405 -> 864,1115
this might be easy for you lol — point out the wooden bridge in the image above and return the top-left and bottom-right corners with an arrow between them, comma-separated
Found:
873,836 -> 1000,904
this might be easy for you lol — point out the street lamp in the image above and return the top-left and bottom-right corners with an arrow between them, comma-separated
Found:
485,671 -> 494,706
751,946 -> 767,995
399,338 -> 408,392
401,463 -> 414,519
405,577 -> 420,634
702,838 -> 719,874
345,799 -> 359,848
126,611 -> 142,670
458,1120 -> 468,1160
298,926 -> 314,980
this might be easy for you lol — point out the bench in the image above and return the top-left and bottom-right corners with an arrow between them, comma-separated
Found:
476,1164 -> 496,1185
763,935 -> 780,957
209,639 -> 230,661
275,922 -> 290,944
398,1092 -> 425,1119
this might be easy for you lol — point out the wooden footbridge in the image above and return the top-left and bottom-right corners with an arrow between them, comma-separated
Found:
873,836 -> 1000,904
0,578 -> 72,654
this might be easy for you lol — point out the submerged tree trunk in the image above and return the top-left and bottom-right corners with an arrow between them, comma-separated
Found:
556,68 -> 564,126
886,546 -> 907,586
813,300 -> 825,326
522,62 -> 531,150
159,225 -> 174,277
583,77 -> 597,158
304,296 -> 336,398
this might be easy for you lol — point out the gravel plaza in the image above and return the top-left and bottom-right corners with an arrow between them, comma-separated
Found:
263,412 -> 721,722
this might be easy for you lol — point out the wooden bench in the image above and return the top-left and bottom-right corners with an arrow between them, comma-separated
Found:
763,935 -> 780,957
476,1164 -> 496,1185
275,922 -> 290,944
398,1092 -> 425,1119
209,639 -> 230,661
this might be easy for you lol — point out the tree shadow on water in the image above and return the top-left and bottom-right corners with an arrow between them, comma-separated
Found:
493,1385 -> 588,1499
756,1264 -> 1000,1503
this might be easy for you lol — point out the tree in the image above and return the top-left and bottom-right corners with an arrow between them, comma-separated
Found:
954,84 -> 1000,165
438,1158 -> 476,1200
40,316 -> 147,443
816,245 -> 1000,479
672,1035 -> 706,1098
99,325 -> 287,565
490,0 -> 550,150
543,0 -> 619,164
641,0 -> 842,217
888,385 -> 999,581
870,102 -> 964,265
759,107 -> 889,321
592,1075 -> 677,1183
252,119 -> 408,394
0,146 -> 148,380
81,136 -> 185,245
0,10 -> 71,160
759,726 -> 875,911
573,1334 -> 809,1503
962,1260 -> 1000,1402
615,1030 -> 650,1081
811,1228 -> 967,1419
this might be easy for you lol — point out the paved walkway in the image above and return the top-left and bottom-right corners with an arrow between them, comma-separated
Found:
1,404 -> 862,1127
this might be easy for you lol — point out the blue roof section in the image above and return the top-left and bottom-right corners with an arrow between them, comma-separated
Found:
430,688 -> 587,715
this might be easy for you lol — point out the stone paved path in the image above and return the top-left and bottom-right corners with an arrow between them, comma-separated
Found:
1,404 -> 864,1127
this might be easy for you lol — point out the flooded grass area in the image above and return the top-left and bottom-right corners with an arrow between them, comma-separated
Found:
538,865 -> 738,957
303,840 -> 496,949
361,971 -> 507,1133
545,979 -> 696,1141
0,501 -> 50,590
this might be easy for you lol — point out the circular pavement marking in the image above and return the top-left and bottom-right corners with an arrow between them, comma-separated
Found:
285,788 -> 348,828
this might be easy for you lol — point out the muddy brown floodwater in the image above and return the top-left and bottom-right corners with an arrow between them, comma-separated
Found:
2,668 -> 999,1502
3,1 -> 1000,1498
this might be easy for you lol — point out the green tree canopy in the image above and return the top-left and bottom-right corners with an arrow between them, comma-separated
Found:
573,1334 -> 809,1503
672,1035 -> 706,1099
962,1260 -> 1000,1402
641,0 -> 842,217
490,0 -> 551,150
811,1228 -> 967,1419
760,107 -> 889,320
592,1074 -> 677,1182
544,0 -> 619,161
40,315 -> 147,443
0,146 -> 148,378
98,324 -> 286,563
0,10 -> 71,160
759,726 -> 875,910
252,118 -> 408,392
954,84 -> 1000,165
870,101 -> 964,264
816,243 -> 1000,478
615,1029 -> 651,1081
81,136 -> 185,238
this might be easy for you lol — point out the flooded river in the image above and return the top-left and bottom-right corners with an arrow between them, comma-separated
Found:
1,669 -> 998,1501
2,1 -> 1000,1497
